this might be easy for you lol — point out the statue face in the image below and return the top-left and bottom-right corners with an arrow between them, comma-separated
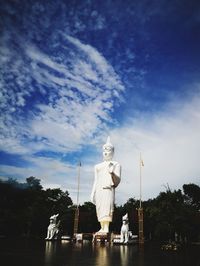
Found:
103,146 -> 114,161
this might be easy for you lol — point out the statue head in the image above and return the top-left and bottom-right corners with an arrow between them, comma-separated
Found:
102,136 -> 114,161
122,213 -> 128,224
122,213 -> 128,221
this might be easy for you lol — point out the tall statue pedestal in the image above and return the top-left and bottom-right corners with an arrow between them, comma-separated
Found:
73,233 -> 93,242
93,232 -> 112,244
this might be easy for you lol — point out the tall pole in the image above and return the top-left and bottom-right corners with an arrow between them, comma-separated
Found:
139,153 -> 142,208
138,153 -> 144,244
76,161 -> 81,208
73,162 -> 81,236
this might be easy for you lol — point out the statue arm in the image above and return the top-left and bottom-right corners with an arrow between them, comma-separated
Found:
109,163 -> 121,187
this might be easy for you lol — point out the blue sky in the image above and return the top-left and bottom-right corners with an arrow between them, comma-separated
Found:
0,0 -> 200,204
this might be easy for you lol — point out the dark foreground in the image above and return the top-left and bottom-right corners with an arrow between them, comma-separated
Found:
0,238 -> 199,266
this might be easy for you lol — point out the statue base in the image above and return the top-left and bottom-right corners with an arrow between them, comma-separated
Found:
112,234 -> 138,245
72,232 -> 138,244
93,232 -> 112,244
73,233 -> 93,242
61,235 -> 71,241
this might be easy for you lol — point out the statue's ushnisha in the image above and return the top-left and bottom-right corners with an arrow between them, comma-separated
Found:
91,136 -> 121,233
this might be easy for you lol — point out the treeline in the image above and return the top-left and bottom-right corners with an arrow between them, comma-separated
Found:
0,177 -> 73,238
114,184 -> 200,242
0,177 -> 199,242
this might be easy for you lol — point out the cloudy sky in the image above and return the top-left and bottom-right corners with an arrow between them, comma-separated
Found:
0,0 -> 200,205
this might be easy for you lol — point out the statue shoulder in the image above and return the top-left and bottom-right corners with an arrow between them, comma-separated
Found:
112,161 -> 121,167
95,162 -> 101,167
94,162 -> 104,169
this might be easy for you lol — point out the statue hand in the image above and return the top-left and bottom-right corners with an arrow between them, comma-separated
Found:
108,162 -> 114,173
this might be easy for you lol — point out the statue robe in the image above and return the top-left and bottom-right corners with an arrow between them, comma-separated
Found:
91,160 -> 121,222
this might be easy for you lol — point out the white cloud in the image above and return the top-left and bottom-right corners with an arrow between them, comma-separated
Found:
0,155 -> 94,204
110,92 -> 200,203
64,35 -> 124,94
1,91 -> 200,205
0,34 -> 125,155
0,32 -> 126,203
1,25 -> 200,205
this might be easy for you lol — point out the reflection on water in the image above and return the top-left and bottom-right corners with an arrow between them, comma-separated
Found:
120,245 -> 129,266
138,245 -> 144,266
45,240 -> 72,266
119,244 -> 145,266
45,241 -> 57,264
71,242 -> 140,266
43,241 -> 200,266
95,245 -> 109,265
1,239 -> 200,266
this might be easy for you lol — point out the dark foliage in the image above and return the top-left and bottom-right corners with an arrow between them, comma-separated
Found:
0,177 -> 199,242
143,184 -> 200,242
0,177 -> 73,237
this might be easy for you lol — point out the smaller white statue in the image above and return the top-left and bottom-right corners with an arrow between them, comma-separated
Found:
45,214 -> 60,240
120,213 -> 129,243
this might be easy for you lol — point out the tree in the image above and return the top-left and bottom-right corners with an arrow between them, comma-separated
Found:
144,189 -> 186,241
0,178 -> 73,237
26,176 -> 42,190
183,183 -> 200,210
78,202 -> 99,233
183,183 -> 200,241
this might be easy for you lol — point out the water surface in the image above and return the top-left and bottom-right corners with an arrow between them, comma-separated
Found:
0,239 -> 199,266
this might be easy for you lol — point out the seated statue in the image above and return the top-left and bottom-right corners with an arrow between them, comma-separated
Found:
45,214 -> 60,240
120,213 -> 129,243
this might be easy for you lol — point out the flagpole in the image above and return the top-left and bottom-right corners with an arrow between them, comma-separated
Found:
73,162 -> 81,237
138,153 -> 144,244
139,152 -> 142,208
76,162 -> 81,208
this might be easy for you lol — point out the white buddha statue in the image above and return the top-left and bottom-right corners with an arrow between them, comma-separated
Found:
91,137 -> 121,233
